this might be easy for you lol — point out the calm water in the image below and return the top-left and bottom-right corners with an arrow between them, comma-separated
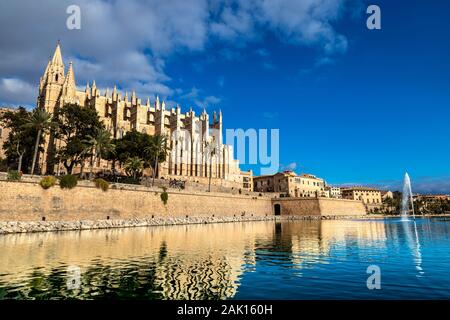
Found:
0,218 -> 449,300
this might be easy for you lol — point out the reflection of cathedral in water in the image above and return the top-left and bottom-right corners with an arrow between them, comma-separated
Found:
154,256 -> 240,299
263,220 -> 389,269
0,220 -> 397,300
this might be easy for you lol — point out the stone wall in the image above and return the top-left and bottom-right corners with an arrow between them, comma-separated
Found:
318,198 -> 367,216
0,180 -> 367,235
0,180 -> 273,222
273,198 -> 322,216
273,197 -> 366,216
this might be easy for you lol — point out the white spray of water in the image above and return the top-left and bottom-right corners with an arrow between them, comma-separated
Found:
401,172 -> 416,221
400,172 -> 423,275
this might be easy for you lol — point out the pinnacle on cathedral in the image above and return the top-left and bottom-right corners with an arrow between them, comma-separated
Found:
51,42 -> 64,67
61,61 -> 76,101
63,62 -> 75,87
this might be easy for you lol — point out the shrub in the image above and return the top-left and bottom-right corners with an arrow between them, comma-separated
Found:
40,176 -> 56,189
94,178 -> 109,192
59,174 -> 78,189
7,170 -> 21,181
160,186 -> 168,205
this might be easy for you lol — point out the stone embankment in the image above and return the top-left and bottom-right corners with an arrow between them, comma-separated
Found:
0,215 -> 373,234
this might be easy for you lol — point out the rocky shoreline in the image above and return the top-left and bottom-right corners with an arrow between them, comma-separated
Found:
0,214 -> 447,235
0,215 -> 365,234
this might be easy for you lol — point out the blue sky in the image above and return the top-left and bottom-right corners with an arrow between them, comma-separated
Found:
0,0 -> 449,192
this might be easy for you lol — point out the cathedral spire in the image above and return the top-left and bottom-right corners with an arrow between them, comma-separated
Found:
64,62 -> 76,87
91,80 -> 97,96
85,82 -> 91,98
155,95 -> 160,110
51,41 -> 64,67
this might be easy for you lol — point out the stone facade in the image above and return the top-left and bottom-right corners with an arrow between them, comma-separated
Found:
0,107 -> 15,159
36,42 -> 252,190
253,171 -> 328,197
413,194 -> 450,202
326,186 -> 342,198
341,186 -> 382,206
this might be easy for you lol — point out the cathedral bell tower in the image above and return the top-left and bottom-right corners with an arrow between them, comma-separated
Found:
38,42 -> 65,113
37,42 -> 66,174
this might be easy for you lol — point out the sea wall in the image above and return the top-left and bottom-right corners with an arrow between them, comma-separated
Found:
0,180 -> 367,234
274,198 -> 367,216
0,180 -> 273,222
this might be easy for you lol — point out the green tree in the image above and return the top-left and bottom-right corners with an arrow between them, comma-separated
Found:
82,128 -> 115,178
112,131 -> 153,167
124,156 -> 144,179
54,104 -> 105,174
0,107 -> 43,173
144,134 -> 169,186
22,108 -> 56,175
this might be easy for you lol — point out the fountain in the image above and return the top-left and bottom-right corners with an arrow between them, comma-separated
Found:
400,172 -> 424,275
401,172 -> 416,221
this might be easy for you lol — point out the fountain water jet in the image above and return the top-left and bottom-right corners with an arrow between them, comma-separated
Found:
400,172 -> 423,275
401,172 -> 416,221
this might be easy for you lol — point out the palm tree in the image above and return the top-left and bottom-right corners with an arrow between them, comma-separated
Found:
82,128 -> 115,178
144,135 -> 169,187
124,156 -> 143,180
22,108 -> 55,176
204,141 -> 216,192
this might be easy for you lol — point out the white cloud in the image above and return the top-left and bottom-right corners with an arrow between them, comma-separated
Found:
0,78 -> 36,107
282,162 -> 297,171
181,87 -> 221,109
0,0 -> 352,106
